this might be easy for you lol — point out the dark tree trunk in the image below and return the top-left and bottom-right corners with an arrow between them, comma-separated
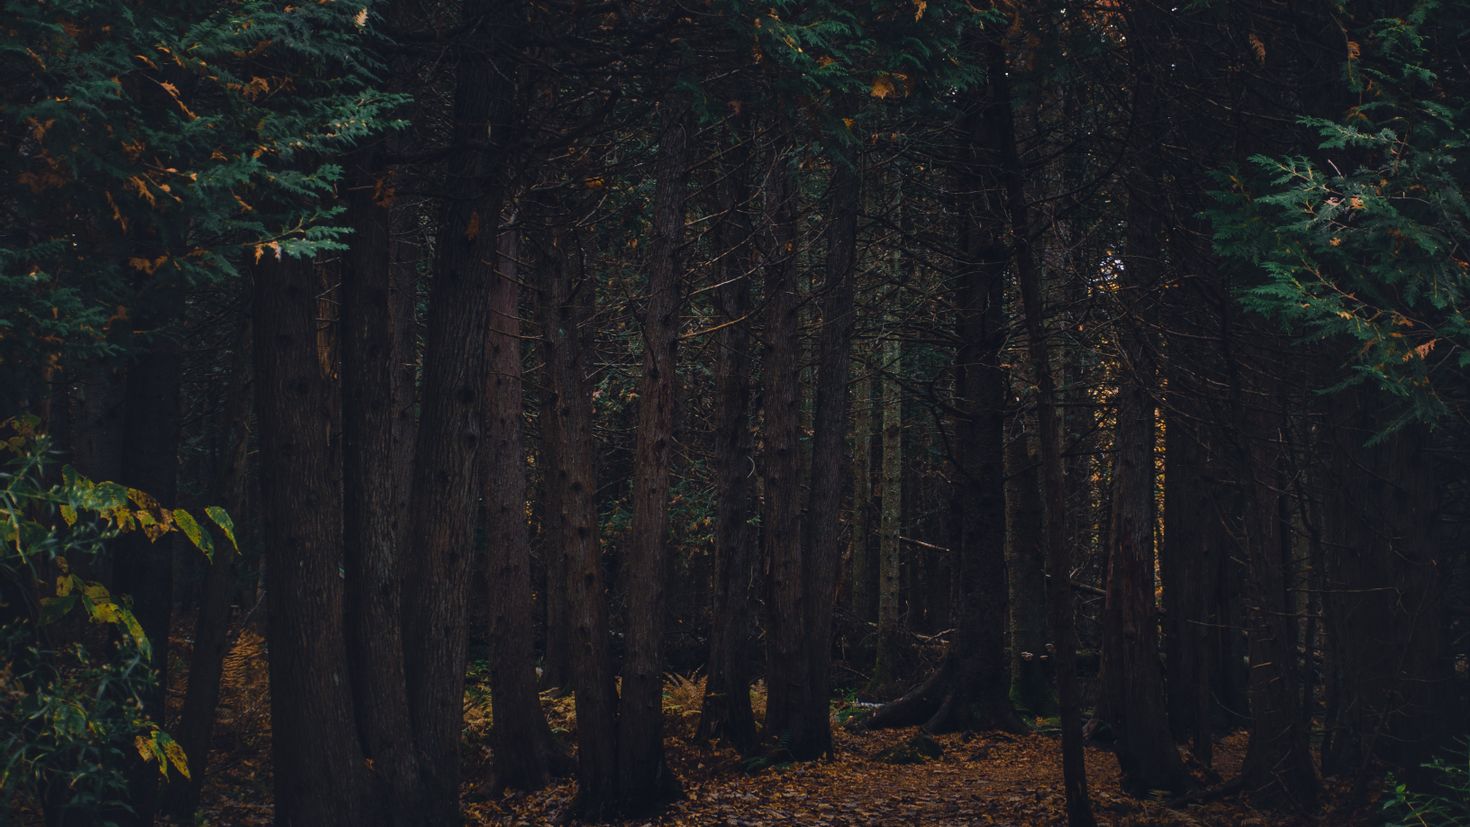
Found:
869,131 -> 1018,733
797,151 -> 860,756
1099,182 -> 1189,794
341,140 -> 425,823
253,253 -> 370,826
165,322 -> 251,820
615,98 -> 690,813
697,118 -> 760,755
113,288 -> 183,826
1222,319 -> 1319,810
989,38 -> 1096,827
401,7 -> 520,818
537,225 -> 619,818
482,229 -> 569,793
1005,418 -> 1052,716
759,140 -> 809,755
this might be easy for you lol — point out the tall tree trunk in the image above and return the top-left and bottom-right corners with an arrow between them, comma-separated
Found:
401,8 -> 520,818
868,139 -> 1018,733
1006,419 -> 1052,716
253,253 -> 370,826
537,224 -> 619,818
871,306 -> 904,690
341,139 -> 424,822
798,152 -> 860,757
697,120 -> 760,754
166,321 -> 251,820
759,139 -> 808,753
1100,184 -> 1189,794
988,38 -> 1096,827
849,355 -> 877,629
113,288 -> 183,826
1222,316 -> 1319,810
616,98 -> 690,812
482,229 -> 568,793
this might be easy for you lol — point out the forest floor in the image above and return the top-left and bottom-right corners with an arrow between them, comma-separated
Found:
179,628 -> 1376,826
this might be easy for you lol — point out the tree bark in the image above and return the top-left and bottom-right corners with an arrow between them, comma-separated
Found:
759,138 -> 809,754
341,138 -> 424,822
401,7 -> 520,818
697,119 -> 760,755
1100,182 -> 1189,794
797,152 -> 860,757
165,321 -> 251,820
1006,416 -> 1051,716
482,229 -> 569,793
253,253 -> 370,826
616,98 -> 690,812
988,37 -> 1097,827
537,223 -> 619,818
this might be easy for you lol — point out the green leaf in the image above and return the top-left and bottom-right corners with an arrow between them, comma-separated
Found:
172,508 -> 213,561
204,505 -> 238,554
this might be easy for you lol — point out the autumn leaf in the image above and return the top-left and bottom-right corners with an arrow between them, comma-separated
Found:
871,75 -> 896,99
914,0 -> 927,21
465,209 -> 481,241
1248,33 -> 1266,64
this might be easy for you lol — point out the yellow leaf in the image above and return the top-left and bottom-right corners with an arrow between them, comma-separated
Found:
1248,33 -> 1266,64
870,75 -> 895,99
136,736 -> 153,762
584,176 -> 606,190
60,503 -> 77,527
913,0 -> 927,20
354,7 -> 369,28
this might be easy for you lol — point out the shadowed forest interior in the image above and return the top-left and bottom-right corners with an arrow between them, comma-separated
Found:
3,0 -> 1470,824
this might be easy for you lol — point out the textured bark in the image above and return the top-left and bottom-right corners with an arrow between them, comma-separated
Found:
112,287 -> 183,826
616,99 -> 690,812
254,253 -> 370,826
166,322 -> 251,820
697,122 -> 759,754
341,140 -> 424,822
401,8 -> 520,818
1100,184 -> 1189,794
482,229 -> 569,793
989,38 -> 1096,827
537,225 -> 619,818
871,305 -> 904,690
797,154 -> 859,757
759,141 -> 808,752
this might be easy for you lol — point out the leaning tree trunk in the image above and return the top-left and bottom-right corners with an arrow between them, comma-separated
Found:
616,97 -> 690,813
537,223 -> 620,819
166,321 -> 251,820
400,7 -> 520,818
1099,180 -> 1189,794
253,253 -> 371,825
989,36 -> 1097,827
798,151 -> 860,758
482,229 -> 569,793
697,117 -> 760,755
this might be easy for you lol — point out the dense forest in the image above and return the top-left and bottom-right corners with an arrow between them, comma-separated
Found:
3,0 -> 1469,824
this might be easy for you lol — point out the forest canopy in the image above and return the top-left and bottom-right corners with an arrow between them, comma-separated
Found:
2,0 -> 1467,825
